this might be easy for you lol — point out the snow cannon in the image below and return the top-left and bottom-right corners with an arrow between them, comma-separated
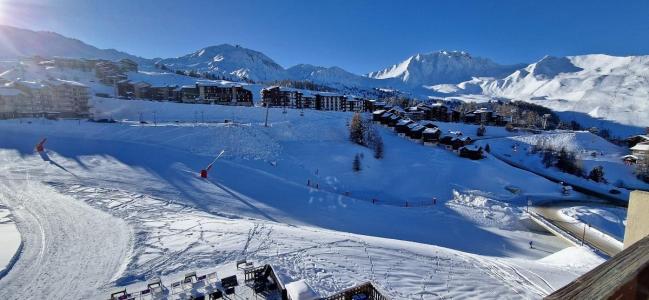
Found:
200,150 -> 225,179
35,138 -> 47,152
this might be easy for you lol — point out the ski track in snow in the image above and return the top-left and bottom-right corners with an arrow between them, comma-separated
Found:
37,181 -> 551,299
0,176 -> 132,299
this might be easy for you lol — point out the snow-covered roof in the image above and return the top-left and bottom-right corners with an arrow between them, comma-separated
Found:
631,143 -> 649,151
409,125 -> 425,132
373,110 -> 386,115
628,135 -> 649,141
390,106 -> 405,113
461,145 -> 482,151
397,119 -> 413,126
424,127 -> 440,134
418,120 -> 437,127
621,154 -> 638,160
13,81 -> 46,89
52,79 -> 87,87
196,81 -> 240,88
285,280 -> 319,300
389,114 -> 400,120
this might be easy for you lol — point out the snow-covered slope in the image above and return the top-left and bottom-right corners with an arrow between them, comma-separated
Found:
367,51 -> 523,86
286,64 -> 378,88
0,99 -> 605,298
156,44 -> 287,82
0,25 -> 145,63
430,54 -> 649,133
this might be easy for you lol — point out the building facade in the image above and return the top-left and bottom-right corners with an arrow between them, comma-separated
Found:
0,79 -> 90,119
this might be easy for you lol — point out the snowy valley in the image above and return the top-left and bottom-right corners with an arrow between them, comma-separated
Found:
0,22 -> 647,300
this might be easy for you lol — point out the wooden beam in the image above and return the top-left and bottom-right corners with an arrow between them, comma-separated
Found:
545,235 -> 649,299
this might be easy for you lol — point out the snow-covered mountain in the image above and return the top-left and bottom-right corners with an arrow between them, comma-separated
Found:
367,50 -> 524,87
286,64 -> 380,88
429,54 -> 649,132
0,25 -> 144,63
155,44 -> 287,82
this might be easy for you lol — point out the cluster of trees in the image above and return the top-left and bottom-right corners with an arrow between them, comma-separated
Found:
349,113 -> 384,171
532,142 -> 608,183
457,100 -> 560,129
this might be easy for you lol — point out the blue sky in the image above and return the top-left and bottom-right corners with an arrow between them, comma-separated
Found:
3,0 -> 648,74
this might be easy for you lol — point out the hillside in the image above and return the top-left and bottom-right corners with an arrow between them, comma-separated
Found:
430,54 -> 649,135
0,25 -> 145,63
155,44 -> 286,82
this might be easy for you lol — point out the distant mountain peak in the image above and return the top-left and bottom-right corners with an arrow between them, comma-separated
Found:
367,50 -> 523,86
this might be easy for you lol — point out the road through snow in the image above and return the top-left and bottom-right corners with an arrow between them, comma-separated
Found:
531,204 -> 622,257
0,176 -> 132,299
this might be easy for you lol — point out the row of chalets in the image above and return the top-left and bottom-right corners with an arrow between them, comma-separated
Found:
373,107 -> 484,160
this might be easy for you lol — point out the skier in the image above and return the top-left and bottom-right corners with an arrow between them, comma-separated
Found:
529,241 -> 533,249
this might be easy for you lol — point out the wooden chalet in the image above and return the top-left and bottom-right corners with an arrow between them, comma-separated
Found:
387,114 -> 401,127
406,106 -> 426,120
422,127 -> 441,143
459,146 -> 484,160
372,110 -> 387,122
418,120 -> 438,128
198,82 -> 253,106
388,106 -> 406,118
451,137 -> 472,150
406,124 -> 426,139
379,111 -> 394,125
463,113 -> 477,124
395,119 -> 414,134
366,100 -> 386,112
439,135 -> 454,145
429,102 -> 450,121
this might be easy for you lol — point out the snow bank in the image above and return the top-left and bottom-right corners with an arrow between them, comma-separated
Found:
0,207 -> 22,279
559,206 -> 626,241
538,246 -> 604,267
286,279 -> 320,300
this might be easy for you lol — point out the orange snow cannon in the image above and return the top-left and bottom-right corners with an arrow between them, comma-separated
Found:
35,138 -> 47,152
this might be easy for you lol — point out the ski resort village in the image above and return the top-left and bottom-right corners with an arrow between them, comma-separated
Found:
1,2 -> 649,299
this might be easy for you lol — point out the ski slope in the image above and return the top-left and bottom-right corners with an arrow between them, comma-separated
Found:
0,99 -> 607,298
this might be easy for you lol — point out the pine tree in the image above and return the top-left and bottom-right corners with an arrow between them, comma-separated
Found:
353,154 -> 362,172
556,147 -> 583,176
349,113 -> 365,145
588,166 -> 606,183
374,137 -> 384,159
